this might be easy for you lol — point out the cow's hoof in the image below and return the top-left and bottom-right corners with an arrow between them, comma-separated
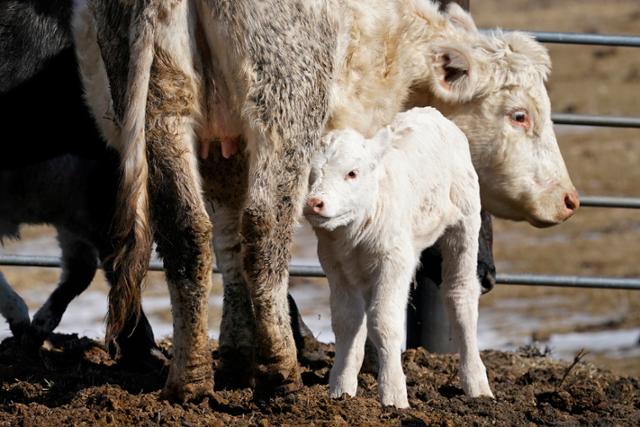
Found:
215,346 -> 255,390
9,320 -> 30,340
161,377 -> 215,404
215,364 -> 255,390
118,347 -> 169,373
254,363 -> 302,398
19,326 -> 47,352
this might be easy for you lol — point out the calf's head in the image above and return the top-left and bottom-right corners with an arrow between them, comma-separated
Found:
304,128 -> 390,231
408,5 -> 579,227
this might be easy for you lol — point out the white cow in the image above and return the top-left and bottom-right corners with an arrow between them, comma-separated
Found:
305,107 -> 492,408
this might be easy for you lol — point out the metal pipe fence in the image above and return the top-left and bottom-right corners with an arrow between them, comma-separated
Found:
1,255 -> 640,291
528,31 -> 640,47
480,30 -> 640,48
552,113 -> 640,128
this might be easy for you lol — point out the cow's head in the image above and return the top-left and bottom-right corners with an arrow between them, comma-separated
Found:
408,4 -> 578,227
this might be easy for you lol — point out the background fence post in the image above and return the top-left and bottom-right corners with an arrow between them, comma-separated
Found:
406,0 -> 471,354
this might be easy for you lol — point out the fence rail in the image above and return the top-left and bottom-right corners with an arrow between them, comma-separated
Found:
1,255 -> 639,291
481,30 -> 640,48
552,113 -> 640,128
528,31 -> 640,48
580,196 -> 640,209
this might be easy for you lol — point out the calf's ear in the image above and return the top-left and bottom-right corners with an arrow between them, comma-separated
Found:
429,43 -> 481,103
369,126 -> 393,162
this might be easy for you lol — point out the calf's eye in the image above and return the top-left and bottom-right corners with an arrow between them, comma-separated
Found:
346,170 -> 358,180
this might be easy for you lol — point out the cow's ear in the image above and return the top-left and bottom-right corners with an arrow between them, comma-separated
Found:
369,126 -> 393,162
429,43 -> 480,103
446,3 -> 477,33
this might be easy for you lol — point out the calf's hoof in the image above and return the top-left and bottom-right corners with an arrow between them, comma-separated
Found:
460,365 -> 494,398
379,378 -> 410,409
254,363 -> 302,398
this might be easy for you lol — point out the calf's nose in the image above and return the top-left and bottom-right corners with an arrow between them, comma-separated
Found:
307,197 -> 325,214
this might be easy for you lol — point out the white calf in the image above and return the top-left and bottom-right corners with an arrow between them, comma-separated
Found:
305,107 -> 493,408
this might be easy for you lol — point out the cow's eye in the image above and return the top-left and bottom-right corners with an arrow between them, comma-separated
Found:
346,170 -> 358,180
509,110 -> 530,129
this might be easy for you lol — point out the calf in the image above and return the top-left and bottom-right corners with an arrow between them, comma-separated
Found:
0,151 -> 163,367
305,108 -> 491,408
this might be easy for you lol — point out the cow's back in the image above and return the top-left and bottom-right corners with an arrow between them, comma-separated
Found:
0,0 -> 73,92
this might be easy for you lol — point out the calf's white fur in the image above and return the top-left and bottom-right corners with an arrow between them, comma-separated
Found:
305,107 -> 492,408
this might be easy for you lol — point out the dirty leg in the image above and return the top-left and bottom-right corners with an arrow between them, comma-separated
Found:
145,43 -> 213,401
29,230 -> 98,345
200,146 -> 256,388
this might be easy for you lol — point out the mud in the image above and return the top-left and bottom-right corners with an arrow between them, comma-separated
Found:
0,334 -> 638,426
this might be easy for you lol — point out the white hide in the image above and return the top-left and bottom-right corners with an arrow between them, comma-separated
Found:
305,107 -> 493,408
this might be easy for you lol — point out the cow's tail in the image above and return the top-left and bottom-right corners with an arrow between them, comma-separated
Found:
106,2 -> 157,351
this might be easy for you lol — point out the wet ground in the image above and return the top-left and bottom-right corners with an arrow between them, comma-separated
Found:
0,334 -> 638,426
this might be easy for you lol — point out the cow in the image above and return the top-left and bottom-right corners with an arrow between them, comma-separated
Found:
306,107 -> 491,407
0,21 -> 161,365
71,0 -> 577,401
0,0 -> 492,380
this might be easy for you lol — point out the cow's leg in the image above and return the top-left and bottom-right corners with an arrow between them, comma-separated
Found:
146,50 -> 213,402
200,146 -> 257,389
288,293 -> 324,362
149,147 -> 213,401
439,217 -> 493,398
240,134 -> 310,395
0,272 -> 30,338
29,230 -> 98,344
366,252 -> 413,408
328,274 -> 367,399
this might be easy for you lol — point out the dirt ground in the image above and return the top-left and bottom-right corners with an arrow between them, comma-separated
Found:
0,334 -> 638,426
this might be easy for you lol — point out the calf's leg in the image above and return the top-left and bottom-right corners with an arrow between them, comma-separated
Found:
366,249 -> 414,408
327,271 -> 367,399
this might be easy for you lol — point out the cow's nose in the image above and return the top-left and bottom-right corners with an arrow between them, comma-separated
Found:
307,197 -> 324,214
564,190 -> 580,212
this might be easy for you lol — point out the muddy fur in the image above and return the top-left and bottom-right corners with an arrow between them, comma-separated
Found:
144,31 -> 215,401
201,1 -> 337,394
